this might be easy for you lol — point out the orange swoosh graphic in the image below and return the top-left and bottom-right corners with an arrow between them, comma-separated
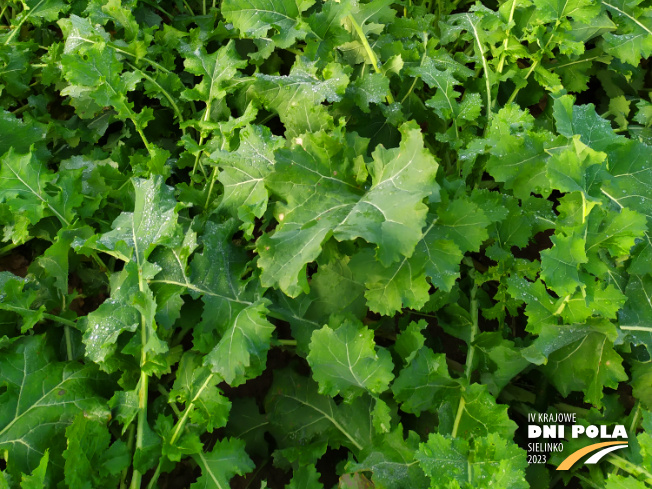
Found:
557,441 -> 628,470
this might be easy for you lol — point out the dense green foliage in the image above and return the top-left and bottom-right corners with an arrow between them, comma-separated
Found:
1,0 -> 652,487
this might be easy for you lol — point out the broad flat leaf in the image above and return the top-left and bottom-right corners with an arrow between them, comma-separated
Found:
78,175 -> 181,264
0,149 -> 78,229
0,272 -> 44,332
179,41 -> 247,124
0,45 -> 35,99
351,207 -> 471,315
619,274 -> 652,354
347,428 -> 428,489
222,0 -> 315,48
350,246 -> 430,316
533,0 -> 600,23
602,139 -> 652,223
475,105 -> 556,199
0,335 -> 104,478
84,0 -> 139,41
169,353 -> 231,433
264,369 -> 370,453
11,0 -> 69,27
224,398 -> 269,458
307,319 -> 394,400
473,333 -> 529,395
605,474 -> 649,489
391,347 -> 459,415
416,433 -> 528,489
586,207 -> 647,259
431,197 -> 491,253
286,464 -> 323,489
307,248 -> 367,320
542,321 -> 627,406
81,261 -> 168,374
250,59 -> 349,135
410,52 -> 479,130
0,111 -> 47,158
214,125 -> 283,237
545,136 -> 605,196
552,96 -> 625,151
394,320 -> 427,365
190,438 -> 254,489
439,384 -> 518,439
186,220 -> 275,385
19,451 -> 48,489
258,122 -> 438,296
203,300 -> 275,385
540,234 -> 588,297
347,73 -> 390,113
506,276 -> 559,334
602,0 -> 652,65
62,412 -> 130,489
60,38 -> 147,124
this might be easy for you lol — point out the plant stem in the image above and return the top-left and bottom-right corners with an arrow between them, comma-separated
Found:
465,271 -> 479,380
146,373 -> 216,489
400,33 -> 428,104
130,271 -> 150,489
607,454 -> 652,485
496,0 -> 517,75
64,325 -> 73,361
125,61 -> 186,133
348,14 -> 395,104
42,312 -> 77,328
204,166 -> 218,209
120,425 -> 136,489
451,396 -> 466,438
465,13 -> 492,120
451,265 -> 478,438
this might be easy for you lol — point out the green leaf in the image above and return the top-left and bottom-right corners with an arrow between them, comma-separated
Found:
264,369 -> 369,453
0,335 -> 104,478
190,438 -> 255,489
258,121 -> 438,296
605,474 -> 649,489
602,139 -> 652,223
347,428 -> 428,489
440,384 -> 518,439
394,320 -> 427,365
307,318 -> 394,400
179,40 -> 247,125
222,0 -> 316,49
78,175 -> 181,264
602,0 -> 652,65
542,321 -> 627,406
62,411 -> 130,489
391,347 -> 459,415
20,450 -> 49,489
0,149 -> 77,230
187,220 -> 275,386
0,272 -> 45,332
170,353 -> 231,433
203,300 -> 275,386
620,274 -> 652,354
540,234 -> 588,297
506,276 -> 559,335
552,96 -> 625,151
286,464 -> 323,489
250,59 -> 349,135
214,125 -> 284,237
347,73 -> 390,113
0,111 -> 48,159
416,433 -> 528,489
